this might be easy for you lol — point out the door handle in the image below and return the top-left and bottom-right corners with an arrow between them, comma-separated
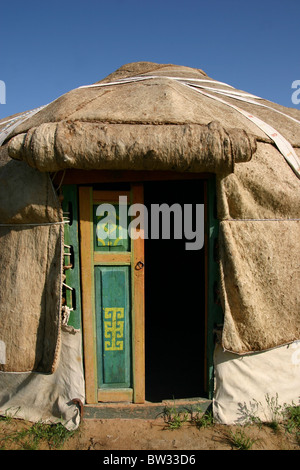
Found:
135,261 -> 144,270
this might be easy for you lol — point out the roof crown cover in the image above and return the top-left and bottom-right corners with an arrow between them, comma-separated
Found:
1,61 -> 299,176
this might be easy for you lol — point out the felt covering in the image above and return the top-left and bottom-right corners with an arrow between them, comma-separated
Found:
0,146 -> 63,373
0,61 -> 299,364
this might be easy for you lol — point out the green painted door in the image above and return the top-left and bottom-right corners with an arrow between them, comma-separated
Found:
79,186 -> 145,404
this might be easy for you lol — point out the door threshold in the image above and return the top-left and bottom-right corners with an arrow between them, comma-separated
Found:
83,398 -> 212,420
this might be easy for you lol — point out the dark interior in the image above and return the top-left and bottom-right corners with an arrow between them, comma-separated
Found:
144,180 -> 206,402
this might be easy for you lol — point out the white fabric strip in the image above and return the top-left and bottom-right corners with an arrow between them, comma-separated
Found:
0,115 -> 24,126
0,105 -> 47,146
188,83 -> 300,126
79,75 -> 300,130
181,83 -> 300,178
78,75 -> 235,89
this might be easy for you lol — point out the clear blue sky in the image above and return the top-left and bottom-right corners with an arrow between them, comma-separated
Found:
0,0 -> 299,119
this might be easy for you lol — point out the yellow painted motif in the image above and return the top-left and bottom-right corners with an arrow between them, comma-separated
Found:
96,211 -> 126,247
104,307 -> 124,351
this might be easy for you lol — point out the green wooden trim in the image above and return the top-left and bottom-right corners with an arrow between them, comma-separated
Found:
62,185 -> 82,330
206,176 -> 223,399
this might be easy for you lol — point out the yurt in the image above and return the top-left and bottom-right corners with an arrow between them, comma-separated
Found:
0,62 -> 299,429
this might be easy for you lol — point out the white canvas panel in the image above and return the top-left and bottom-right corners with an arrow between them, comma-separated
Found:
213,342 -> 300,424
0,327 -> 85,430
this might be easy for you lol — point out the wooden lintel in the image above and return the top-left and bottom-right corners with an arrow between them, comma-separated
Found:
54,169 -> 211,186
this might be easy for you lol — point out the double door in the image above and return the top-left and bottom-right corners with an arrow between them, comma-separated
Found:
79,184 -> 145,404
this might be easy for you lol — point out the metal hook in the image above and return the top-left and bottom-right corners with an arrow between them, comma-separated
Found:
135,261 -> 144,270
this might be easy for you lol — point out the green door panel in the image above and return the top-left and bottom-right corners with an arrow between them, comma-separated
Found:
95,266 -> 131,388
93,203 -> 130,252
62,185 -> 82,330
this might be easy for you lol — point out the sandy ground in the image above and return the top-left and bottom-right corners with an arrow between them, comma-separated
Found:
63,418 -> 299,451
1,416 -> 299,451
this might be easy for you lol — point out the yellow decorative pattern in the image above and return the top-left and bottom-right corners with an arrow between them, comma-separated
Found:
96,210 -> 126,247
104,307 -> 125,351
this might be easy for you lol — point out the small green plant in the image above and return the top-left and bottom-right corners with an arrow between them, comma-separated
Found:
241,393 -> 296,432
28,422 -> 76,449
191,408 -> 214,429
0,419 -> 77,450
0,414 -> 12,423
264,393 -> 284,432
284,404 -> 300,431
228,428 -> 256,450
284,404 -> 300,445
163,406 -> 189,430
0,407 -> 20,423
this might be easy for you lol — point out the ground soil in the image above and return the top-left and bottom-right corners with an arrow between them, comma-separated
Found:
1,416 -> 299,451
64,418 -> 300,451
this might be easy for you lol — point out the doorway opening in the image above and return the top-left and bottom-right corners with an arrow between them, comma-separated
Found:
144,180 -> 206,402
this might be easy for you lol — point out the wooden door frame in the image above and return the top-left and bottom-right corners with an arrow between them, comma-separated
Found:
131,184 -> 145,403
79,186 -> 96,403
58,171 -> 222,403
79,184 -> 145,404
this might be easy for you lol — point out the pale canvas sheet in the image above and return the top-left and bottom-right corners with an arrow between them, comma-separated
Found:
0,327 -> 85,430
213,342 -> 300,424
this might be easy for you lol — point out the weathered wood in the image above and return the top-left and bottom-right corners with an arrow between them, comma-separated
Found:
79,185 -> 145,403
85,399 -> 212,419
94,252 -> 131,265
131,183 -> 145,404
79,186 -> 97,403
98,388 -> 133,403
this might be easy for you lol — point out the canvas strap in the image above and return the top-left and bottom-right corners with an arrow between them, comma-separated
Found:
180,83 -> 300,178
81,74 -> 300,177
0,105 -> 47,146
